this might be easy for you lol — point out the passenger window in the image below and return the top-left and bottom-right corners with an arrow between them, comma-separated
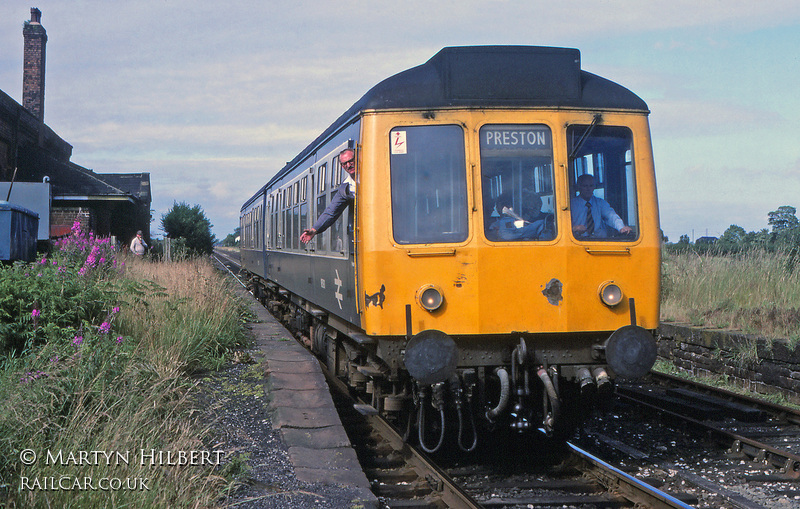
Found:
568,125 -> 638,241
331,156 -> 339,188
317,164 -> 326,193
389,125 -> 468,244
479,124 -> 557,242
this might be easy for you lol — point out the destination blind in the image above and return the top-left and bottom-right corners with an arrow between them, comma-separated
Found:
481,126 -> 551,154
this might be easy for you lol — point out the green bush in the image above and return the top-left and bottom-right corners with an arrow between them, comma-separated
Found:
160,202 -> 216,257
0,221 -> 121,359
0,221 -> 250,507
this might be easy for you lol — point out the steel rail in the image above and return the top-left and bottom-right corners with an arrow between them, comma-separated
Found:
617,391 -> 800,475
651,370 -> 800,423
567,442 -> 695,509
321,364 -> 484,509
211,251 -> 248,289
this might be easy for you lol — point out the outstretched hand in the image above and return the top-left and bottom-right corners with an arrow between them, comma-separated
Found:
300,228 -> 316,244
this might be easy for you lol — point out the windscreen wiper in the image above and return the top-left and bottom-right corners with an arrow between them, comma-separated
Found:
568,114 -> 602,160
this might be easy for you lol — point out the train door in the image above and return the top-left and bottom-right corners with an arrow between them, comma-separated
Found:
311,161 -> 327,253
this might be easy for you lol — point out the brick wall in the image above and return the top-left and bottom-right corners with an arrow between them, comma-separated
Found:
658,323 -> 800,404
50,207 -> 92,238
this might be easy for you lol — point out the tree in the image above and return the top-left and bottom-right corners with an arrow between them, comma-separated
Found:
161,202 -> 216,256
719,224 -> 746,245
714,224 -> 745,254
678,234 -> 690,245
221,227 -> 240,247
768,205 -> 799,232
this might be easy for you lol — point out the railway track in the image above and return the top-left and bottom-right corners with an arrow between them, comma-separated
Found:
325,361 -> 698,508
577,372 -> 800,508
620,372 -> 800,474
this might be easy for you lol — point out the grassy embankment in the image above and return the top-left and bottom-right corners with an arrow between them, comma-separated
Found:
0,223 -> 250,508
658,248 -> 800,406
661,248 -> 800,346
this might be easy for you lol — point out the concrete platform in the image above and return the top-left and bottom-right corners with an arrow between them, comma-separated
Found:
240,286 -> 378,506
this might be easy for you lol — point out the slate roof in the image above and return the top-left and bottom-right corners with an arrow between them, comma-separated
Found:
49,162 -> 150,204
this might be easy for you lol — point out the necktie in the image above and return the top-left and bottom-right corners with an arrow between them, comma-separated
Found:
585,201 -> 594,235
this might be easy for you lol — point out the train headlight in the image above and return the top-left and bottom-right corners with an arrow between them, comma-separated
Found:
599,282 -> 623,307
417,284 -> 444,312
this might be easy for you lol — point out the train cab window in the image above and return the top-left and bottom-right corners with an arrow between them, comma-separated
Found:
567,125 -> 638,241
389,125 -> 468,244
479,124 -> 556,242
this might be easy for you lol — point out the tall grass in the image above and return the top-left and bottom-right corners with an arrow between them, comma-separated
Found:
661,248 -> 800,340
0,224 -> 250,508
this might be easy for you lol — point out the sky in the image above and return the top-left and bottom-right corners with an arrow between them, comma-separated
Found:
1,1 -> 799,242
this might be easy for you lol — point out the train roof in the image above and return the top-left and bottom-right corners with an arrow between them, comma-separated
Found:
353,45 -> 648,112
245,46 -> 648,209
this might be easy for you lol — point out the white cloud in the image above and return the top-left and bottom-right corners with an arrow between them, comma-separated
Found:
2,1 -> 800,239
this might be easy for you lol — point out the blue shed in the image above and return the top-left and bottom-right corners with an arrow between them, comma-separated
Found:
0,201 -> 39,262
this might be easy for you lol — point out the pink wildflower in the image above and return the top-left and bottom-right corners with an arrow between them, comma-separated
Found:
31,309 -> 41,318
112,306 -> 120,314
99,322 -> 111,334
20,370 -> 47,383
116,336 -> 124,344
72,335 -> 83,347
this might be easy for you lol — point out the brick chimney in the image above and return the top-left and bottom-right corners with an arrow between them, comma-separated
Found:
23,8 -> 47,121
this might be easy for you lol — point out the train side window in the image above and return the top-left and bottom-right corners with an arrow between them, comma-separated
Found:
479,124 -> 556,242
389,125 -> 468,244
254,206 -> 259,248
331,156 -> 339,189
273,192 -> 281,249
567,125 -> 638,241
292,204 -> 299,249
283,206 -> 290,251
317,164 -> 326,193
299,201 -> 308,249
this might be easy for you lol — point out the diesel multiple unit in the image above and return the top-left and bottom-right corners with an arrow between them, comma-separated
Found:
240,46 -> 660,449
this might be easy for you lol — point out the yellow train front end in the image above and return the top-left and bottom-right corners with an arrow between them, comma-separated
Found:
356,107 -> 659,436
